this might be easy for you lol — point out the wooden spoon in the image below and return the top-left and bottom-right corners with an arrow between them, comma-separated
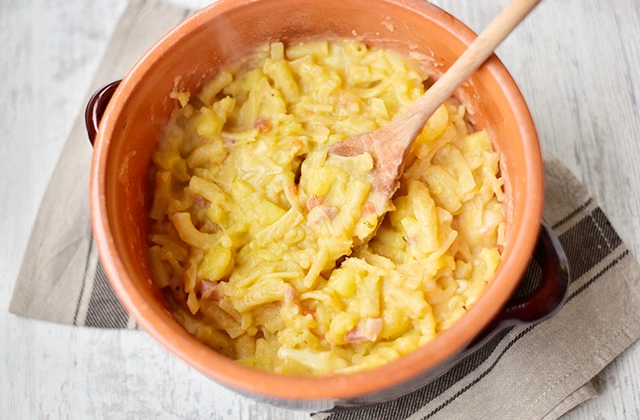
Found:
328,0 -> 542,225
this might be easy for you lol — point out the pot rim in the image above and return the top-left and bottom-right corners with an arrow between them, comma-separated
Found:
90,0 -> 543,401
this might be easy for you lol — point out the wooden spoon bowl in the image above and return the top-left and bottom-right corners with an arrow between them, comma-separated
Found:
329,0 -> 542,242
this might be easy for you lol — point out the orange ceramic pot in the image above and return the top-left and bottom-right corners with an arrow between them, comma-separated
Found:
88,0 -> 569,410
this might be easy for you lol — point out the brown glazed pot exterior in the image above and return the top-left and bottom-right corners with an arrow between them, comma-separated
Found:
90,0 -> 544,410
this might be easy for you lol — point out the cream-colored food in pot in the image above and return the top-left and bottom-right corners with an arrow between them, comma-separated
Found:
148,40 -> 505,376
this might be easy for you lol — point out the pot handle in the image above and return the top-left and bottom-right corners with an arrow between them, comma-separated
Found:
85,80 -> 122,146
461,219 -> 570,354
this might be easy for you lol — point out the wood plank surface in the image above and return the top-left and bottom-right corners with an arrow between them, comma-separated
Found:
1,0 -> 639,419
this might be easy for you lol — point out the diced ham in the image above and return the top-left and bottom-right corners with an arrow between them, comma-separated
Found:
197,280 -> 221,300
193,194 -> 210,209
307,205 -> 338,226
306,195 -> 325,212
168,274 -> 187,306
362,201 -> 376,216
254,118 -> 272,133
169,273 -> 184,292
307,208 -> 325,226
345,318 -> 383,343
324,206 -> 338,220
284,285 -> 299,306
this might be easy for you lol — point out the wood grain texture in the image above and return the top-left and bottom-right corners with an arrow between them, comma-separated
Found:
1,0 -> 639,419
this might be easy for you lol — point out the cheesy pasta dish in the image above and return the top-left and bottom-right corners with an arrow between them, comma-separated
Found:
148,40 -> 505,376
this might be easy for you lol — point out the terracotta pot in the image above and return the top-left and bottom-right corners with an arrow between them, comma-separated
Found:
87,0 -> 569,410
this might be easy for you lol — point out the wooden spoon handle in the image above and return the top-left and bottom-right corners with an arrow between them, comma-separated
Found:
399,0 -> 542,138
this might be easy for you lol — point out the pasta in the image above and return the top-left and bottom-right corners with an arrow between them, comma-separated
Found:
148,40 -> 505,376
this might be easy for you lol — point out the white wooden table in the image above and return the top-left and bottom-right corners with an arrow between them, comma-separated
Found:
2,0 -> 639,418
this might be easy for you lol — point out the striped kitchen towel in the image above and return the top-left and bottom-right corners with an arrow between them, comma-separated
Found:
9,1 -> 640,419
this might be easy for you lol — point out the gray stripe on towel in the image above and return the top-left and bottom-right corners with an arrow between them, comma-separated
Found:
84,261 -> 130,329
